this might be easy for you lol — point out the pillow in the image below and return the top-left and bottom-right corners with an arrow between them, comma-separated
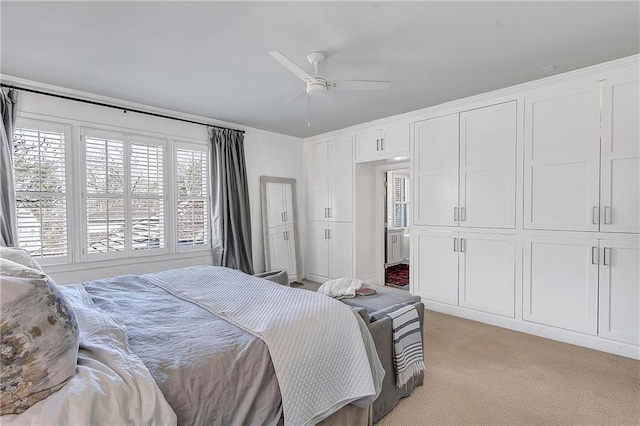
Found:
0,247 -> 43,272
0,258 -> 79,415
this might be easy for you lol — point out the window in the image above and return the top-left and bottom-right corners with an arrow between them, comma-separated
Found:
13,120 -> 69,262
388,172 -> 409,228
82,128 -> 167,258
175,146 -> 208,248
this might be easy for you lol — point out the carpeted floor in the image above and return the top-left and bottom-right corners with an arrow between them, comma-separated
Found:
377,310 -> 640,425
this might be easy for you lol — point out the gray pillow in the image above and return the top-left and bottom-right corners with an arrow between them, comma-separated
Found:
0,247 -> 43,272
0,258 -> 79,415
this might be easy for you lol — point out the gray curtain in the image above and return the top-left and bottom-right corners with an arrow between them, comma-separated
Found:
0,89 -> 19,247
209,127 -> 254,274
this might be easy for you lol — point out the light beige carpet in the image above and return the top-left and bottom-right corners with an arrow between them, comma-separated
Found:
377,310 -> 640,425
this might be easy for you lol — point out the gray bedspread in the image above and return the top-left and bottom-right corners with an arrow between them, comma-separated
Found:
84,274 -> 282,426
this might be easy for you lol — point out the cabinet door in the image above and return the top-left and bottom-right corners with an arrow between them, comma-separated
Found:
328,225 -> 353,278
283,183 -> 294,226
307,223 -> 329,277
524,82 -> 601,231
460,102 -> 517,229
265,182 -> 285,228
600,70 -> 640,233
414,114 -> 460,226
413,230 -> 459,305
523,236 -> 599,334
459,233 -> 515,317
393,235 -> 403,263
285,228 -> 297,277
269,229 -> 293,275
307,142 -> 329,222
599,239 -> 639,345
381,122 -> 410,156
328,137 -> 353,222
355,129 -> 381,160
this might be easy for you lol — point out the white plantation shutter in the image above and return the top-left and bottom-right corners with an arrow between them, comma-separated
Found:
82,128 -> 167,258
13,120 -> 68,261
390,173 -> 409,228
176,146 -> 208,247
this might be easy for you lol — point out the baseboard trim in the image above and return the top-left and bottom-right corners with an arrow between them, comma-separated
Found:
423,300 -> 640,360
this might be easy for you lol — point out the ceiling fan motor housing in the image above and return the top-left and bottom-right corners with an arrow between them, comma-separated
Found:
306,77 -> 327,96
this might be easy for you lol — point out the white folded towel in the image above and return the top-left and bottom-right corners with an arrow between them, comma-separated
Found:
317,277 -> 364,299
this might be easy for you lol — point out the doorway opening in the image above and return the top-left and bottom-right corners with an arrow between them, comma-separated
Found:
384,169 -> 410,290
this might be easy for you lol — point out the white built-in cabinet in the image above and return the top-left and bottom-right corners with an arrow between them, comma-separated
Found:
386,229 -> 404,265
355,122 -> 410,161
524,68 -> 639,233
413,229 -> 515,318
307,222 -> 353,280
414,101 -> 517,229
307,137 -> 353,222
523,235 -> 639,344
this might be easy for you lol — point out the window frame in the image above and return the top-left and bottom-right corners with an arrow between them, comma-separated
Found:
13,118 -> 73,266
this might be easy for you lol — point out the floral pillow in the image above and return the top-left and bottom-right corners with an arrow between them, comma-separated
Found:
0,258 -> 79,415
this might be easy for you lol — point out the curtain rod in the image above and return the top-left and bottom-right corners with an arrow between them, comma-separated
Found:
0,83 -> 245,134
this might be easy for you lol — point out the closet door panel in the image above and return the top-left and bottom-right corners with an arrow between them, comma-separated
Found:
328,225 -> 353,278
307,143 -> 329,222
269,229 -> 293,274
523,236 -> 599,334
414,230 -> 458,305
460,102 -> 516,228
524,83 -> 600,231
414,114 -> 460,226
307,223 -> 329,277
459,233 -> 515,317
328,137 -> 353,222
355,129 -> 381,160
598,239 -> 640,345
600,72 -> 640,233
382,122 -> 410,155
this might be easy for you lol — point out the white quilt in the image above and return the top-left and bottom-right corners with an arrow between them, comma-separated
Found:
146,266 -> 380,426
3,284 -> 177,426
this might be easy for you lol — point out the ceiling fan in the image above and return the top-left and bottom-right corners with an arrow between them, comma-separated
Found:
268,51 -> 390,106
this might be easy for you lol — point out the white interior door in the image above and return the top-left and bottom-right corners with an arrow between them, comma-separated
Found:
414,114 -> 460,226
328,225 -> 353,278
283,183 -> 294,226
307,142 -> 328,222
600,70 -> 640,233
328,137 -> 354,222
460,102 -> 517,229
413,230 -> 459,305
266,182 -> 285,228
355,129 -> 381,160
269,229 -> 292,274
306,223 -> 329,277
523,235 -> 599,334
598,239 -> 640,345
524,82 -> 601,231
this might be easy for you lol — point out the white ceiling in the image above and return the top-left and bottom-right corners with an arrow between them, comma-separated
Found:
1,1 -> 638,138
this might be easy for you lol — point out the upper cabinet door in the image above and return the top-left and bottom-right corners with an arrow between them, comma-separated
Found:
306,142 -> 329,222
414,114 -> 460,226
381,122 -> 410,156
600,69 -> 640,234
328,137 -> 354,222
524,82 -> 601,231
355,128 -> 382,161
265,182 -> 286,228
459,102 -> 517,229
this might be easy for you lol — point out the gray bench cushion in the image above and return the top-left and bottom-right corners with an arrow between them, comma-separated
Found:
340,285 -> 421,313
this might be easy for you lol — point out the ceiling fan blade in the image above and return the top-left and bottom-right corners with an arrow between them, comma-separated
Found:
327,80 -> 390,91
268,51 -> 314,82
281,87 -> 307,106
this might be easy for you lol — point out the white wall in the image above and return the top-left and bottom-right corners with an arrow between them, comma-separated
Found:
11,81 -> 303,282
243,128 -> 304,274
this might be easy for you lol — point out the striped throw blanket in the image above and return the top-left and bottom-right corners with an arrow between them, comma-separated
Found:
387,304 -> 425,387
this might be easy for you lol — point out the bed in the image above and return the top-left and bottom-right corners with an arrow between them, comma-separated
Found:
1,257 -> 384,426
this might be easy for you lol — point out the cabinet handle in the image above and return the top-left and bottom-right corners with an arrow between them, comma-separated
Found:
604,206 -> 612,225
461,207 -> 466,222
381,137 -> 385,150
592,206 -> 599,225
328,207 -> 331,218
460,238 -> 465,253
453,238 -> 458,252
454,207 -> 459,222
328,229 -> 332,240
376,139 -> 380,151
324,208 -> 328,218
591,246 -> 599,265
324,229 -> 328,239
603,247 -> 611,266
284,211 -> 288,222
281,212 -> 285,222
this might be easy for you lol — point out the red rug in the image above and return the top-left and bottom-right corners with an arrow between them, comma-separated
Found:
386,264 -> 409,289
